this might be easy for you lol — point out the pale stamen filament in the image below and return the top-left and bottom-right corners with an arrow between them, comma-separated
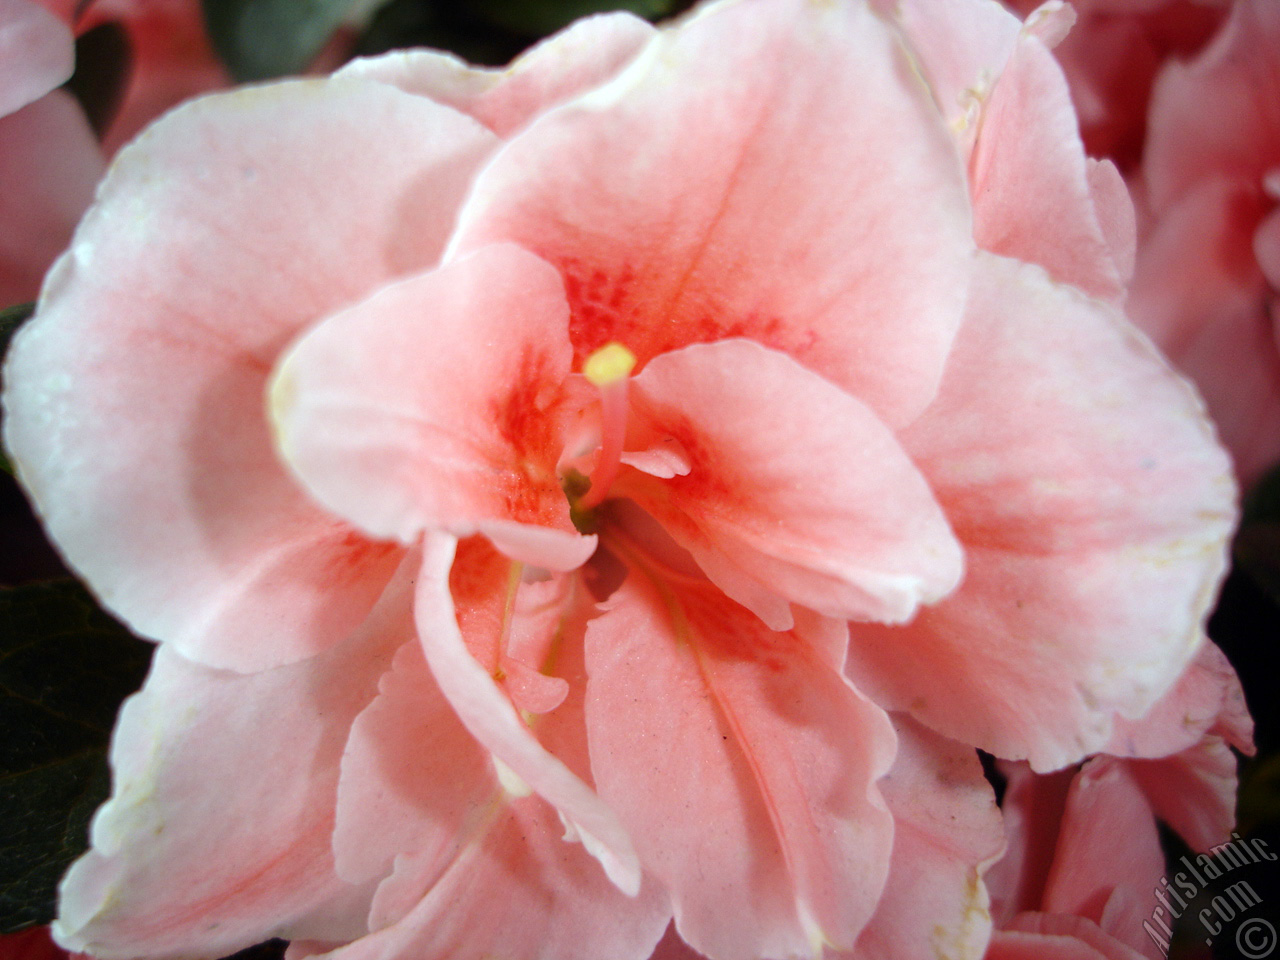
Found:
493,560 -> 524,677
579,342 -> 636,509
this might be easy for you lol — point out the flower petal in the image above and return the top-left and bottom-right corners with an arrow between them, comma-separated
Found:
331,640 -> 493,896
1127,734 -> 1242,853
1105,640 -> 1253,759
1126,176 -> 1280,486
1086,159 -> 1136,287
314,796 -> 670,960
3,79 -> 499,671
1144,0 -> 1280,210
337,12 -> 654,138
622,339 -> 963,630
986,764 -> 1073,924
0,0 -> 73,117
1040,759 -> 1165,953
969,31 -> 1128,302
584,575 -> 896,960
850,717 -> 1004,960
271,243 -> 592,570
355,600 -> 671,955
415,533 -> 640,894
891,0 -> 1023,136
53,557 -> 421,959
988,762 -> 1164,960
448,0 -> 972,427
844,253 -> 1235,771
893,0 -> 1131,301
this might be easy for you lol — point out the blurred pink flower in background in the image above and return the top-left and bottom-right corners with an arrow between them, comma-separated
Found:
985,642 -> 1254,960
1003,0 -> 1227,171
1125,0 -> 1280,488
0,0 -> 226,303
0,0 -> 103,304
1008,0 -> 1280,487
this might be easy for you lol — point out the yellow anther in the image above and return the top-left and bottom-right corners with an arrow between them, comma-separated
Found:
583,342 -> 636,387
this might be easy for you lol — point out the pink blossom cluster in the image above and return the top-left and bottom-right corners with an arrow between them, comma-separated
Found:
0,1 -> 1265,959
1025,0 -> 1280,487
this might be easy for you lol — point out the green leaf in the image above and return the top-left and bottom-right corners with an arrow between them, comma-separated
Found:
0,580 -> 152,933
354,0 -> 530,66
354,0 -> 698,69
0,303 -> 35,477
466,0 -> 679,36
1243,460 -> 1280,526
1236,461 -> 1280,605
0,302 -> 33,360
1238,752 -> 1280,836
202,0 -> 357,81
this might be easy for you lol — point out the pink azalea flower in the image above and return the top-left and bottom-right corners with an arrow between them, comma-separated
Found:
0,0 -> 226,303
0,0 -> 102,303
1124,0 -> 1280,487
1000,0 -> 1279,487
1002,0 -> 1227,171
1,1 -> 1237,958
984,642 -> 1255,960
0,0 -> 74,119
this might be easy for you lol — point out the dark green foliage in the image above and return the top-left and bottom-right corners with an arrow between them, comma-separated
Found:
0,303 -> 33,361
465,0 -> 680,37
354,0 -> 696,67
202,0 -> 357,80
353,0 -> 529,66
0,581 -> 152,932
1236,462 -> 1280,605
0,303 -> 35,476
